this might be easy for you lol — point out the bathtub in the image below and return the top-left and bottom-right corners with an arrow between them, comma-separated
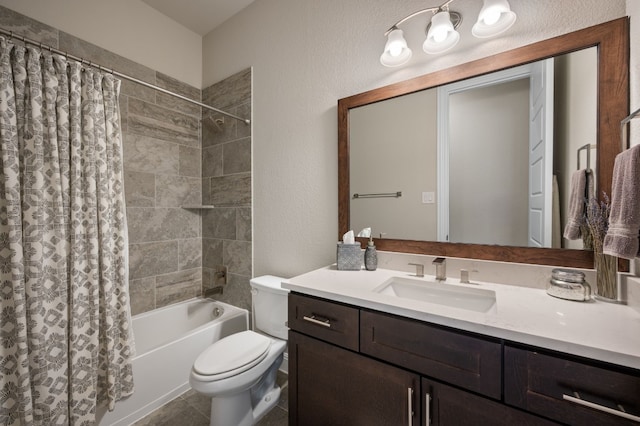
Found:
96,298 -> 248,426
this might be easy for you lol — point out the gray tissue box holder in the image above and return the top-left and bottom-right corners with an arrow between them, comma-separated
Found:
337,242 -> 362,270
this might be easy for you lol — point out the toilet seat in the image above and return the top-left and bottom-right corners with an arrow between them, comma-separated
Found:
193,330 -> 271,381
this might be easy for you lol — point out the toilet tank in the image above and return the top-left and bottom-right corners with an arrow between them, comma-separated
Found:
250,275 -> 289,340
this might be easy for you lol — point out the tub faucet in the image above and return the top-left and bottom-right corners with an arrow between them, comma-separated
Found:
433,257 -> 446,281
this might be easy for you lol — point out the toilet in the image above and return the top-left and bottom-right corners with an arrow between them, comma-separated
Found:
189,275 -> 289,426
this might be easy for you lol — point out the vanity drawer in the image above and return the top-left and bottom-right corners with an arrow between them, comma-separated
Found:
288,293 -> 359,351
360,310 -> 502,399
505,345 -> 640,425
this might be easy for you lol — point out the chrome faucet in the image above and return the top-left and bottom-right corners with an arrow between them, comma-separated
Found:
408,263 -> 424,278
433,257 -> 446,281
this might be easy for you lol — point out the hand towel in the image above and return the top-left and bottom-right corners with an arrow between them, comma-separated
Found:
563,169 -> 588,240
603,144 -> 640,259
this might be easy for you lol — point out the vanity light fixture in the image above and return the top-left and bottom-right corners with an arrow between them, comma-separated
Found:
380,0 -> 517,67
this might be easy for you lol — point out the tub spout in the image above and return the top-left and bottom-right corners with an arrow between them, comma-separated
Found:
203,286 -> 224,298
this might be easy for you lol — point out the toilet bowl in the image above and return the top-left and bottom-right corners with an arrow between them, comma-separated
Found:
189,276 -> 289,426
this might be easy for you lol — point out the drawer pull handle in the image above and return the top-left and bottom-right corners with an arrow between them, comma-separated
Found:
303,314 -> 331,328
407,387 -> 413,426
563,393 -> 640,422
425,393 -> 431,426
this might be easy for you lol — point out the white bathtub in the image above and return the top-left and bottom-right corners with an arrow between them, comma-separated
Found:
96,298 -> 248,426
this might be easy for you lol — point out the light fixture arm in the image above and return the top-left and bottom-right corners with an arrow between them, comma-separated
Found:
384,0 -> 457,35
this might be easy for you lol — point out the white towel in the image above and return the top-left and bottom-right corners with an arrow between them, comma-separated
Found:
603,145 -> 640,259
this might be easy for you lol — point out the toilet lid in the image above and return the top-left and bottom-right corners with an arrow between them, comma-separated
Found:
193,330 -> 271,377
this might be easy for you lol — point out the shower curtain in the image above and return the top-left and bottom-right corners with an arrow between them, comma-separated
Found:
0,39 -> 134,425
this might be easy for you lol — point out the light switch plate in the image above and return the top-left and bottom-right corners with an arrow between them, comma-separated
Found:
422,191 -> 435,204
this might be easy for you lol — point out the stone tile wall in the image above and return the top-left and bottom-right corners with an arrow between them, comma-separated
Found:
0,6 -> 250,315
202,69 -> 253,311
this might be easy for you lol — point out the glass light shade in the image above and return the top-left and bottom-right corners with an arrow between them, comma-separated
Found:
472,0 -> 517,38
423,11 -> 460,55
380,29 -> 412,67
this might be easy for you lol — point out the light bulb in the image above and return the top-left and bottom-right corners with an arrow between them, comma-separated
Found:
482,7 -> 501,26
472,0 -> 517,38
431,27 -> 448,43
389,42 -> 403,57
380,29 -> 412,67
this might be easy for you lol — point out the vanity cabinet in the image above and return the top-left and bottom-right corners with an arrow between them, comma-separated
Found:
288,294 -> 419,425
288,293 -> 554,426
422,379 -> 557,425
289,331 -> 420,425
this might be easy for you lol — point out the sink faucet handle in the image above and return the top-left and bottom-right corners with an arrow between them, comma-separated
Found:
408,262 -> 425,277
460,269 -> 470,284
432,257 -> 446,281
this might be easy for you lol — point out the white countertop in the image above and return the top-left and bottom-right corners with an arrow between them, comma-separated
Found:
283,265 -> 640,370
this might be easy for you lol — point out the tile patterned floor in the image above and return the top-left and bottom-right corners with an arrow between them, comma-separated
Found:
132,372 -> 288,426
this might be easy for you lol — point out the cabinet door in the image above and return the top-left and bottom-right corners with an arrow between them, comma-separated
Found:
289,331 -> 420,426
422,379 -> 559,426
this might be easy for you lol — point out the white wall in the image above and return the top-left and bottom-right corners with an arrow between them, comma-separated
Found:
555,49 -> 598,250
350,89 -> 438,241
202,0 -> 627,278
0,0 -> 202,87
449,79 -> 529,247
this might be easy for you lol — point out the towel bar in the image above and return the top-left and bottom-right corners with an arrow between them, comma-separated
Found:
353,191 -> 402,199
577,143 -> 595,172
620,106 -> 640,151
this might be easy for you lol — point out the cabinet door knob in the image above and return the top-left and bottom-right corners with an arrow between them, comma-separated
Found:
563,393 -> 640,422
302,314 -> 331,328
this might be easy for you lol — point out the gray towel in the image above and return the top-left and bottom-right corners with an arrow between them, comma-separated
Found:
563,169 -> 588,240
603,144 -> 640,259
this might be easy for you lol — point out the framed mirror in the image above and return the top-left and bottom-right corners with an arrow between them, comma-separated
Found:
338,18 -> 629,269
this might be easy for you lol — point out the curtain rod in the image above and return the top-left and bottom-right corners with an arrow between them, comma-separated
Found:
0,28 -> 251,125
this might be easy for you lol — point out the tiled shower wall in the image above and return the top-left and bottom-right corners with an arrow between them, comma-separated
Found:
1,5 -> 252,315
201,70 -> 253,312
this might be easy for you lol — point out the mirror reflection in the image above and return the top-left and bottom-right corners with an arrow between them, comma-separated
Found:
350,47 -> 597,250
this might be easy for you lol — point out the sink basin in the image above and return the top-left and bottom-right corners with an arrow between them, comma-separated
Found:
373,276 -> 496,313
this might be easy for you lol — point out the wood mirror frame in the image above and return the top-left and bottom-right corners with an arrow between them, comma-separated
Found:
338,18 -> 629,269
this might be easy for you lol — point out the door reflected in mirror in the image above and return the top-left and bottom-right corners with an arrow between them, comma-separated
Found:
349,47 -> 597,250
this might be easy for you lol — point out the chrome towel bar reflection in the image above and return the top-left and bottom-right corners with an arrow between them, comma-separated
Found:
353,191 -> 402,199
577,143 -> 595,172
621,106 -> 640,151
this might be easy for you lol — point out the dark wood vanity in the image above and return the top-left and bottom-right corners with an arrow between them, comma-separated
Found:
288,292 -> 640,425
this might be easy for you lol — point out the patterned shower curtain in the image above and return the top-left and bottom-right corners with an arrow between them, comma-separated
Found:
0,38 -> 134,425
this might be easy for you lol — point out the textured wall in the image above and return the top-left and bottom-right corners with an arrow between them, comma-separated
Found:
201,69 -> 253,311
202,0 -> 628,279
